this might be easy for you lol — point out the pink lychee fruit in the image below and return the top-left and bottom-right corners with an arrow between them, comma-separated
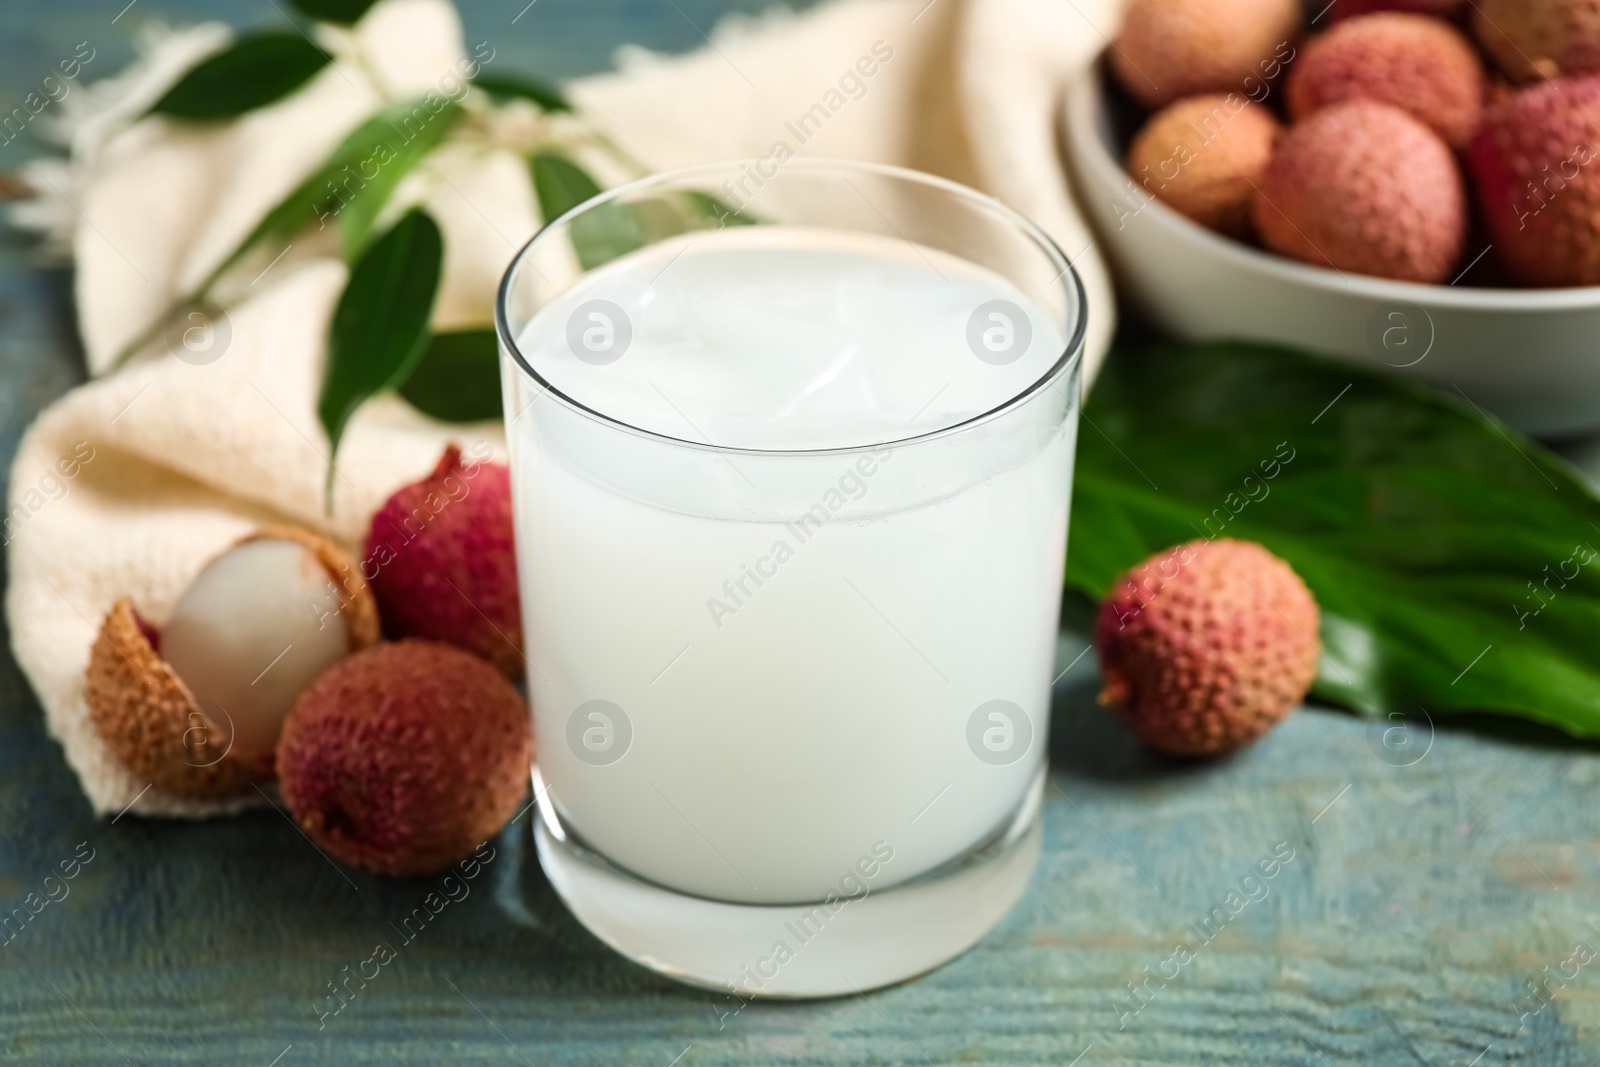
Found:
1288,13 -> 1486,148
1111,0 -> 1303,108
1468,75 -> 1600,286
277,640 -> 533,877
1472,0 -> 1600,83
1096,539 -> 1320,758
1127,95 -> 1283,237
365,445 -> 524,680
1254,101 -> 1467,283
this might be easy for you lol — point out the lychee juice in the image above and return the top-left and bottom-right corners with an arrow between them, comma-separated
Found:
504,226 -> 1078,905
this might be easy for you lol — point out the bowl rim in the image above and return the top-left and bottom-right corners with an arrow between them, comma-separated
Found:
1062,59 -> 1600,312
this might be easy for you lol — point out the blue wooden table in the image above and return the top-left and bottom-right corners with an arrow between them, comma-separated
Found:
3,3 -> 1599,1063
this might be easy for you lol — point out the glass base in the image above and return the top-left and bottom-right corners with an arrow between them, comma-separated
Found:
532,765 -> 1045,999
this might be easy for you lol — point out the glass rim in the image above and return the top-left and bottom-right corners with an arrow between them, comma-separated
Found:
495,157 -> 1088,458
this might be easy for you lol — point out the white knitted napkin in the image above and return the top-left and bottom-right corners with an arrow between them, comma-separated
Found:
5,0 -> 1118,818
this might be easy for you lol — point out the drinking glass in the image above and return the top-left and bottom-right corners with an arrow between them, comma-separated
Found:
497,159 -> 1085,997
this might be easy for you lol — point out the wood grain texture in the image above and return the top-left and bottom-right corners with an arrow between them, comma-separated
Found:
4,2 -> 1600,1064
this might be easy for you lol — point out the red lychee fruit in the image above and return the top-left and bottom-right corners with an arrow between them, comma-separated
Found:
1096,539 -> 1320,758
1329,0 -> 1464,21
1468,75 -> 1600,286
277,640 -> 534,877
366,445 -> 523,680
1111,0 -> 1303,108
1127,94 -> 1283,237
1254,101 -> 1467,283
1287,13 -> 1486,148
1472,0 -> 1600,83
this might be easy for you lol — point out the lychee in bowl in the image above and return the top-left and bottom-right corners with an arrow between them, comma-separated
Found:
1062,57 -> 1600,436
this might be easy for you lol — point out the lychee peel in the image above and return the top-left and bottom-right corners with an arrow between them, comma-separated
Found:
366,446 -> 524,680
1127,94 -> 1282,237
1096,539 -> 1320,757
85,597 -> 267,798
1468,75 -> 1600,286
1288,13 -> 1486,148
1112,0 -> 1303,109
1254,101 -> 1466,283
276,640 -> 534,877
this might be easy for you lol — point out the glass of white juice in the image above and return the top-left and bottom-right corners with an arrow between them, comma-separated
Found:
497,159 -> 1085,997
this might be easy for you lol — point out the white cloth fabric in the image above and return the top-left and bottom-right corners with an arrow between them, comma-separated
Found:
5,0 -> 1119,817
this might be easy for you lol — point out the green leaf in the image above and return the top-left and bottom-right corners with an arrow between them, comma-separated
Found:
225,98 -> 460,276
398,329 -> 502,422
473,74 -> 572,113
1067,341 -> 1600,738
149,33 -> 330,121
683,190 -> 759,229
530,150 -> 647,270
333,102 -> 463,259
526,153 -> 753,272
290,0 -> 380,23
197,100 -> 456,283
318,209 -> 443,498
630,191 -> 763,242
530,149 -> 602,224
111,97 -> 462,371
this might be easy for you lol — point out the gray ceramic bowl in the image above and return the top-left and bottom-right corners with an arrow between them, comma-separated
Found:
1062,58 -> 1600,436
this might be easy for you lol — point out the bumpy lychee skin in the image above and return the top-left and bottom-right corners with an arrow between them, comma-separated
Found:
1330,0 -> 1464,20
1128,95 -> 1282,237
1112,0 -> 1302,108
276,641 -> 533,877
85,598 -> 267,798
1254,102 -> 1466,282
366,446 -> 523,680
1473,0 -> 1600,83
1096,539 -> 1320,758
1468,76 -> 1600,286
1288,13 -> 1486,148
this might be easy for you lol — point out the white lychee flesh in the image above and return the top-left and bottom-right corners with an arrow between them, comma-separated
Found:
160,540 -> 351,767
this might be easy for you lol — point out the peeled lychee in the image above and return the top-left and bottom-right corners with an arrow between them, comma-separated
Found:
1127,95 -> 1282,237
1468,75 -> 1600,286
1329,0 -> 1464,20
1472,0 -> 1600,83
1111,0 -> 1303,108
84,525 -> 379,798
276,640 -> 533,877
1288,13 -> 1486,148
1096,539 -> 1320,757
366,445 -> 523,680
1254,101 -> 1466,283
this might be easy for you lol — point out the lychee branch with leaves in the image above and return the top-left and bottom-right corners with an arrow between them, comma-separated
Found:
107,0 -> 746,509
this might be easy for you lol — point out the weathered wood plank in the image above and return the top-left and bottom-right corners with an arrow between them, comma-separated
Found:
3,626 -> 1597,1064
